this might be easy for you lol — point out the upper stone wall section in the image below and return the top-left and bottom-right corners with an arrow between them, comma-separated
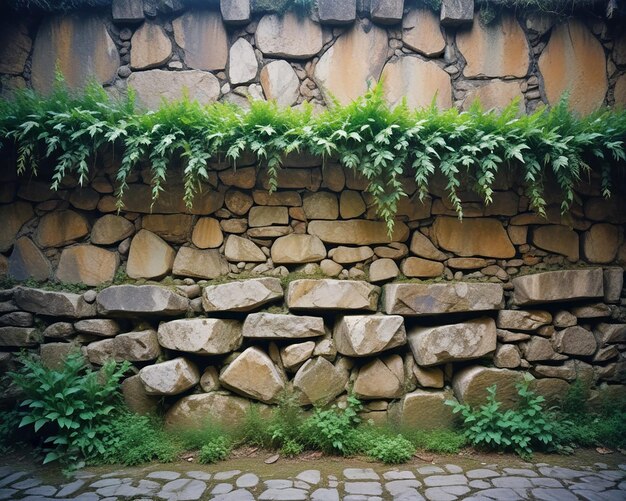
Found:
1,0 -> 625,114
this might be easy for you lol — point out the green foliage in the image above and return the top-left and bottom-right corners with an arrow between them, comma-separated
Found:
561,378 -> 591,416
9,351 -> 130,467
175,419 -> 229,451
306,395 -> 363,453
2,81 -> 625,236
199,436 -> 231,464
363,432 -> 416,464
402,428 -> 468,454
237,405 -> 274,448
0,409 -> 22,454
476,0 -> 606,25
447,379 -> 555,457
267,392 -> 308,450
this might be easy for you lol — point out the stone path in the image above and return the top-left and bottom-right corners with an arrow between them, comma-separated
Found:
0,458 -> 625,500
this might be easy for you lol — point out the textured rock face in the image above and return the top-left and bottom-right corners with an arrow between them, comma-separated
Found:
127,230 -> 175,279
314,20 -> 388,104
0,18 -> 32,75
229,38 -> 258,85
130,21 -> 171,69
512,268 -> 604,306
0,202 -> 33,252
494,344 -> 521,368
122,375 -> 159,416
317,0 -> 356,24
91,215 -> 134,245
172,247 -> 229,279
553,326 -> 597,356
139,358 -> 200,396
538,20 -> 607,115
164,392 -> 252,429
457,14 -> 529,78
8,237 -> 51,281
143,214 -> 193,244
256,13 -> 323,59
14,288 -> 95,318
496,310 -> 552,331
96,285 -> 189,316
203,278 -> 283,312
293,357 -> 348,405
158,319 -> 242,355
432,217 -> 515,258
462,80 -> 525,112
243,313 -> 325,339
381,56 -> 452,110
287,279 -> 380,311
173,11 -> 228,71
354,354 -> 404,399
408,318 -> 497,366
0,327 -> 40,347
127,70 -> 220,110
75,319 -> 121,337
410,232 -> 446,261
281,341 -> 315,372
532,225 -> 579,261
334,315 -> 406,356
368,258 -> 399,283
259,60 -> 300,108
219,347 -> 285,403
192,217 -> 223,249
31,14 -> 119,93
452,366 -> 526,408
56,245 -> 118,286
383,282 -> 503,316
87,330 -> 161,364
271,234 -> 327,264
583,224 -> 620,263
308,220 -> 409,245
401,257 -> 444,278
224,235 -> 266,262
440,0 -> 473,26
390,390 -> 457,430
35,210 -> 89,248
402,8 -> 445,56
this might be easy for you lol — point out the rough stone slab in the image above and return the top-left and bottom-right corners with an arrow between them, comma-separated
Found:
287,279 -> 380,311
0,327 -> 40,347
139,357 -> 199,395
203,278 -> 283,312
112,0 -> 144,22
14,287 -> 96,318
408,317 -> 497,366
127,229 -> 175,280
8,237 -> 51,281
256,12 -> 323,59
242,313 -> 325,339
334,314 -> 406,356
293,356 -> 348,405
308,220 -> 409,245
390,390 -> 457,430
354,355 -> 404,399
75,319 -> 120,337
173,10 -> 227,70
440,0 -> 473,26
56,244 -> 118,286
431,217 -> 515,258
452,366 -> 526,409
158,319 -> 242,355
260,59 -> 300,108
370,0 -> 404,24
511,268 -> 604,306
35,210 -> 89,248
271,234 -> 327,264
130,21 -> 172,70
317,0 -> 356,24
496,310 -> 552,331
552,326 -> 597,356
383,282 -> 504,316
96,285 -> 189,316
172,247 -> 229,280
221,0 -> 251,24
165,392 -> 253,429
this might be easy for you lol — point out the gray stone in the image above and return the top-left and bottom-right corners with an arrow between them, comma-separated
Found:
96,285 -> 189,316
512,268 -> 604,306
122,374 -> 160,415
112,0 -> 144,21
148,471 -> 181,480
0,327 -> 40,347
229,38 -> 257,85
43,322 -> 75,339
311,488 -> 340,501
256,13 -> 323,59
552,326 -> 597,355
497,310 -> 552,331
603,267 -> 623,304
14,287 -> 96,318
424,475 -> 468,487
203,278 -> 283,312
157,479 -> 207,500
173,10 -> 227,70
318,0 -> 356,24
139,357 -> 200,395
293,357 -> 349,405
334,314 -> 406,356
0,312 -> 33,327
221,0 -> 251,24
130,21 -> 172,69
243,313 -> 325,339
287,279 -> 380,311
74,319 -> 120,337
260,60 -> 300,108
8,237 -> 51,281
467,469 -> 500,479
440,0 -> 474,26
236,474 -> 259,488
370,0 -> 404,24
344,482 -> 383,495
158,319 -> 242,355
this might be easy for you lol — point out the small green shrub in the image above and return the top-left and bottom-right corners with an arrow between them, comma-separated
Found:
237,405 -> 274,448
402,429 -> 467,454
446,379 -> 555,457
269,392 -> 308,449
365,434 -> 416,464
199,436 -> 231,464
176,419 -> 228,451
561,378 -> 591,416
306,395 -> 363,454
280,438 -> 304,457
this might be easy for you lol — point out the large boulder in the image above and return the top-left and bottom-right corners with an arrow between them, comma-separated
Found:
203,278 -> 283,312
55,245 -> 118,286
308,220 -> 409,245
242,313 -> 325,339
224,235 -> 266,262
496,310 -> 552,331
552,326 -> 597,356
383,282 -> 503,316
164,392 -> 254,429
334,314 -> 406,356
511,269 -> 604,306
287,279 -> 380,311
35,210 -> 89,248
389,390 -> 457,430
126,230 -> 175,280
292,356 -> 349,405
219,347 -> 286,403
452,366 -> 526,409
256,12 -> 323,59
14,287 -> 96,318
173,10 -> 228,70
0,202 -> 34,252
408,318 -> 497,366
172,247 -> 229,279
532,225 -> 579,262
259,60 -> 300,108
130,21 -> 172,69
271,234 -> 327,264
158,319 -> 242,355
91,215 -> 134,245
96,285 -> 189,316
8,237 -> 51,281
402,7 -> 445,56
431,217 -> 515,258
139,357 -> 200,395
353,355 -> 404,400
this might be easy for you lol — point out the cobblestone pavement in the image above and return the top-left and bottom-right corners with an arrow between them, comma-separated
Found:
1,455 -> 625,501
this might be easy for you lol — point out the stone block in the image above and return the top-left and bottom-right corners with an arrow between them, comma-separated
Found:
56,245 -> 118,286
165,392 -> 253,429
401,257 -> 444,278
271,234 -> 327,264
511,268 -> 604,306
91,215 -> 134,245
281,341 -> 315,372
260,60 -> 300,108
243,312 -> 325,339
256,12 -> 323,59
293,357 -> 349,405
14,287 -> 96,318
532,225 -> 579,262
139,357 -> 200,395
334,314 -> 406,356
0,326 -> 40,347
96,285 -> 189,316
122,374 -> 159,415
552,326 -> 597,356
191,217 -> 223,249
370,0 -> 404,24
402,7 -> 445,56
0,201 -> 34,252
220,0 -> 251,24
389,390 -> 457,430
330,246 -> 374,264
308,220 -> 409,245
228,38 -> 257,85
75,319 -> 121,337
431,217 -> 515,258
496,310 -> 552,331
40,342 -> 77,369
35,210 -> 89,248
287,279 -> 380,311
8,237 -> 51,281
440,0 -> 473,26
583,224 -> 620,264
603,267 -> 623,304
203,278 -> 283,312
172,247 -> 229,280
142,214 -> 193,243
127,230 -> 175,279
368,258 -> 399,283
354,355 -> 404,399
452,366 -> 526,409
158,318 -> 242,355
130,21 -> 172,69
112,0 -> 144,22
317,0 -> 356,24
224,235 -> 266,262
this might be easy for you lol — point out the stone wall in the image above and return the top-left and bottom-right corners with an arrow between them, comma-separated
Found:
0,160 -> 625,425
1,0 -> 626,113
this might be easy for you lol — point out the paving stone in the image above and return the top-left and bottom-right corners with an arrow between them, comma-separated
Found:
211,483 -> 234,494
148,471 -> 181,480
538,466 -> 586,479
386,479 -> 422,494
157,478 -> 206,500
532,488 -> 578,501
311,488 -> 340,501
215,470 -> 242,481
469,479 -> 491,488
344,482 -> 383,495
186,471 -> 211,481
11,477 -> 41,489
423,474 -> 468,487
236,473 -> 259,488
0,471 -> 27,487
531,478 -> 562,487
492,476 -> 533,488
570,477 -> 616,491
293,480 -> 311,489
264,480 -> 293,489
90,478 -> 123,488
477,487 -> 524,500
467,469 -> 499,479
383,471 -> 416,480
259,487 -> 308,500
576,490 -> 626,501
417,466 -> 445,475
296,470 -> 321,484
501,468 -> 537,477
212,488 -> 255,500
424,486 -> 460,500
0,466 -> 14,477
0,488 -> 17,498
597,470 -> 625,481
24,485 -> 57,496
344,468 -> 380,480
445,465 -> 463,474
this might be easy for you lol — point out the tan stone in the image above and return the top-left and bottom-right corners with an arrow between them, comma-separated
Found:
31,14 -> 119,93
130,21 -> 172,69
410,231 -> 446,261
571,302 -> 610,319
56,245 -> 118,286
293,357 -> 348,405
255,13 -> 323,59
281,341 -> 315,372
384,282 -> 504,316
584,197 -> 626,224
0,18 -> 32,75
200,367 -> 220,392
339,191 -> 365,219
462,80 -> 525,112
322,164 -> 346,192
432,217 -> 514,258
259,60 -> 300,107
224,235 -> 266,262
497,329 -> 531,343
122,374 -> 159,415
335,314 -> 406,357
382,56 -> 452,110
396,193 -> 432,220
259,167 -> 322,191
553,326 -> 597,356
539,20 -> 607,115
314,20 -> 388,104
533,359 -> 594,382
512,268 -> 604,306
248,226 -> 292,238
139,357 -> 200,396
229,38 -> 257,85
68,187 -> 99,211
521,336 -> 558,362
192,217 -> 223,249
287,279 -> 380,311
203,278 -> 283,312
530,378 -> 570,406
127,70 -> 221,110
225,191 -> 254,215
249,206 -> 288,227
446,257 -> 490,269
8,237 -> 51,281
603,267 -> 623,304
0,199 -> 33,255
242,313 -> 325,339
330,246 -> 373,264
390,390 -> 457,430
595,323 -> 626,345
507,225 -> 528,245
452,366 -> 526,409
583,223 -> 620,263
401,257 -> 444,278
374,242 -> 408,259
303,192 -> 339,220
165,392 -> 254,429
158,318 -> 242,355
354,355 -> 404,400
320,259 -> 343,277
126,230 -> 175,279
368,258 -> 399,283
412,363 -> 444,389
402,8 -> 445,56
172,10 -> 227,70
141,214 -> 193,240
497,310 -> 552,331
308,220 -> 409,245
457,14 -> 529,78
220,347 -> 285,403
554,310 -> 577,328
253,190 -> 302,207
87,330 -> 161,365
35,210 -> 89,248
532,225 -> 579,261
91,215 -> 134,245
493,344 -> 521,368
408,317 -> 496,366
96,284 -> 188,316
271,234 -> 326,264
219,167 -> 256,189
172,247 -> 229,279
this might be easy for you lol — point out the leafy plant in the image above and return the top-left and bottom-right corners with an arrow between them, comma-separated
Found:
0,409 -> 22,454
365,434 -> 416,464
446,379 -> 555,457
306,395 -> 363,453
199,436 -> 231,464
402,428 -> 467,454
